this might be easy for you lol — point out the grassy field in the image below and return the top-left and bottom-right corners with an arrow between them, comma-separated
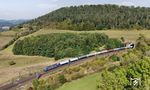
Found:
0,30 -> 55,84
0,52 -> 54,84
98,30 -> 150,42
56,62 -> 120,90
0,31 -> 17,36
28,29 -> 150,42
0,36 -> 13,49
0,30 -> 17,49
56,73 -> 100,90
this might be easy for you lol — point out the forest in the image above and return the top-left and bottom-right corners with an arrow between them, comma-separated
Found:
25,4 -> 150,30
13,33 -> 123,60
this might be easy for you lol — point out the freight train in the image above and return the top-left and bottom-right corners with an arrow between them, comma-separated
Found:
36,43 -> 134,79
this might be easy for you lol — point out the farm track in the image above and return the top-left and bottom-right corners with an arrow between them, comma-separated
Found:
0,49 -> 125,90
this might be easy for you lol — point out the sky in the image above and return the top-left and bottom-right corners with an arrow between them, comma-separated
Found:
0,0 -> 150,20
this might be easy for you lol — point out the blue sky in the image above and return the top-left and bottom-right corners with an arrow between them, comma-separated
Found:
0,0 -> 150,20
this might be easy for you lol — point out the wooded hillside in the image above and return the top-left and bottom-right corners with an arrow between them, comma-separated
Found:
27,4 -> 150,30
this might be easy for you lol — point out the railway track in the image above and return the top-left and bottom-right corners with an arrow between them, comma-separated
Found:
0,49 -> 126,90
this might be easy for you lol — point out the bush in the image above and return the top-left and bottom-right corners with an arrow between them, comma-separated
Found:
110,55 -> 120,61
58,75 -> 67,84
8,61 -> 16,66
106,38 -> 123,49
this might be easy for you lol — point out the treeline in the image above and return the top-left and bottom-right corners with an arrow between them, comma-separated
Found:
13,33 -> 123,60
27,4 -> 150,30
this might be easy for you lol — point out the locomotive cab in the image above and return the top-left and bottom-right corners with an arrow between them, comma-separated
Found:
43,67 -> 49,72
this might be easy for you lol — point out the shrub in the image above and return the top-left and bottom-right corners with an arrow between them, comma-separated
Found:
58,75 -> 67,84
8,61 -> 16,66
106,38 -> 123,49
110,55 -> 120,61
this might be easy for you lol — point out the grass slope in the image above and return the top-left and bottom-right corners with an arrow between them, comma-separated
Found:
0,30 -> 55,84
29,29 -> 150,42
0,46 -> 54,84
0,36 -> 13,49
0,31 -> 17,49
56,73 -> 100,90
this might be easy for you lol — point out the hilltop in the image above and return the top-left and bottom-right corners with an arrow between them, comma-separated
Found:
23,4 -> 150,31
